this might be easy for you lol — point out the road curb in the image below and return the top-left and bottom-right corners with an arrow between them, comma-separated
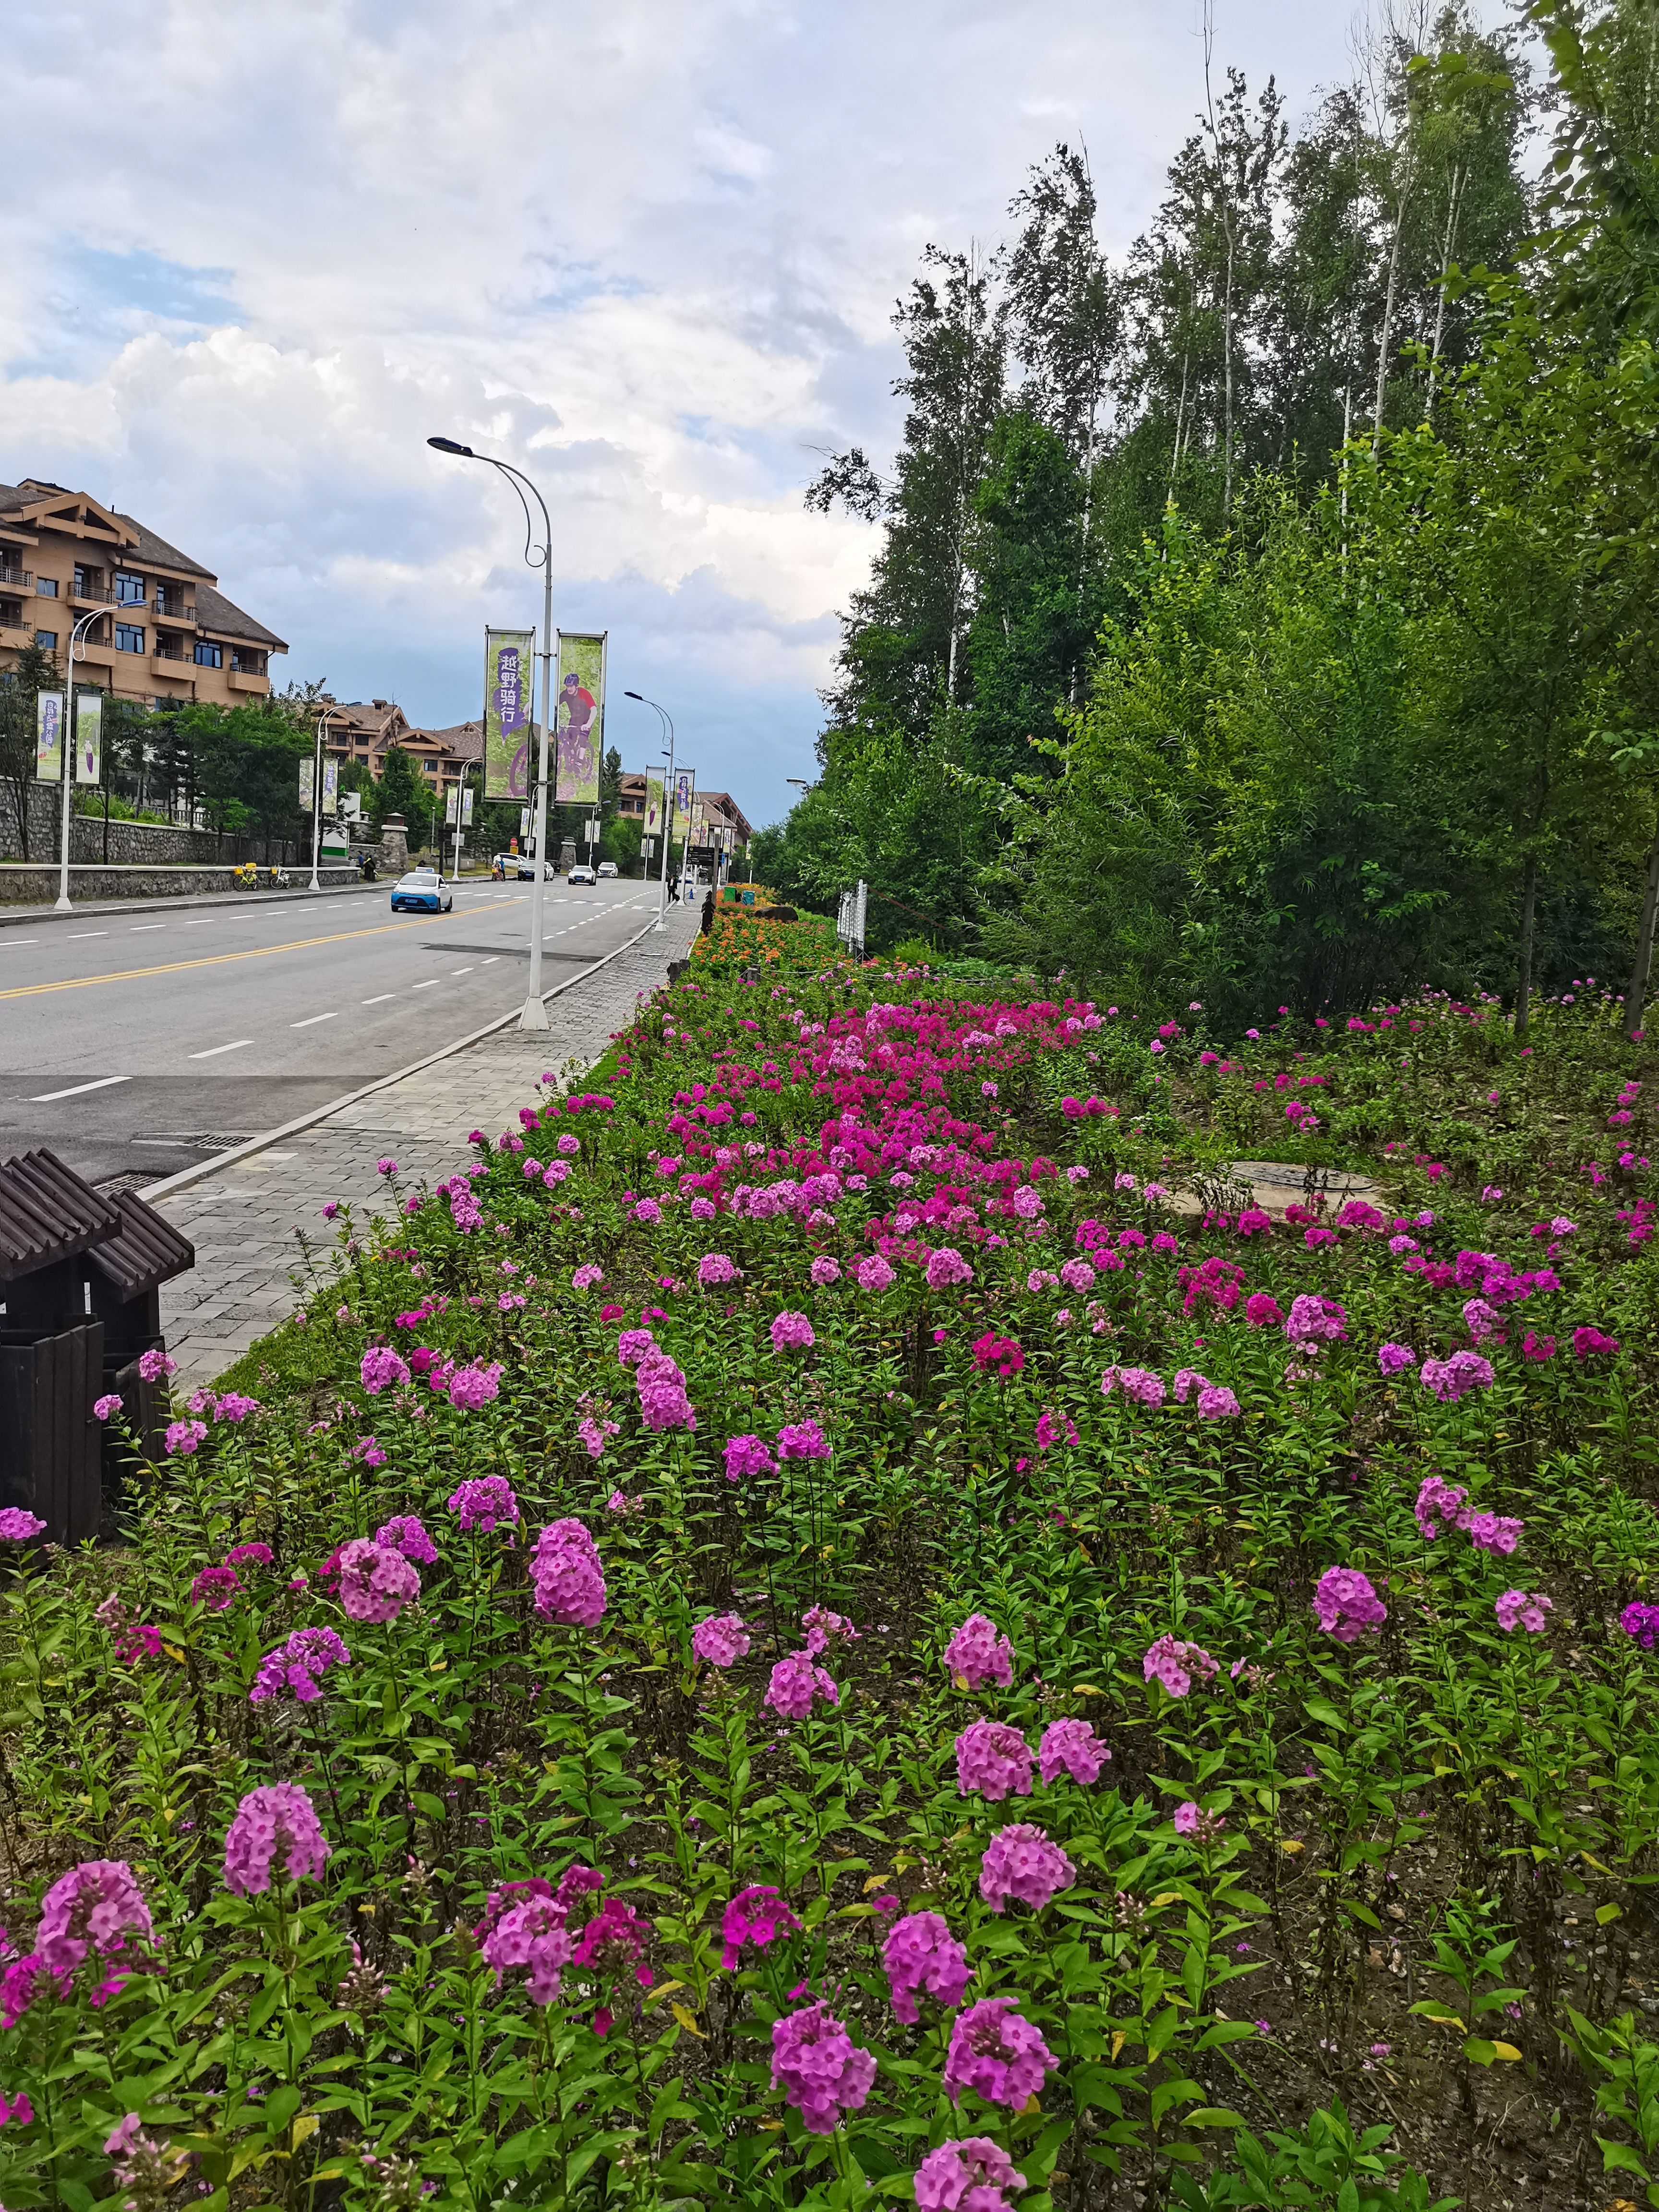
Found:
137,914 -> 673,1203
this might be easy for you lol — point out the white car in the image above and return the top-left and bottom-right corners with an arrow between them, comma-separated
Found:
568,865 -> 597,887
597,861 -> 618,878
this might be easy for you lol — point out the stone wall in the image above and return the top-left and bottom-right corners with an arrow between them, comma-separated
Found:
0,864 -> 364,905
4,787 -> 240,866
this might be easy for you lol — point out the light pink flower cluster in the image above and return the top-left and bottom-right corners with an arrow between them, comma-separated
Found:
1420,1350 -> 1494,1403
1414,1477 -> 1524,1556
0,1510 -> 46,1541
636,1344 -> 697,1432
978,1825 -> 1075,1914
1142,1635 -> 1217,1698
802,1605 -> 858,1653
1038,1717 -> 1109,1786
250,1626 -> 351,1705
1377,1342 -> 1417,1376
1172,1369 -> 1242,1419
697,1252 -> 741,1287
1101,1366 -> 1166,1408
571,1263 -> 605,1290
770,1310 -> 816,1352
1312,1566 -> 1387,1643
223,1783 -> 331,1895
809,1256 -> 842,1286
359,1346 -> 410,1396
944,1613 -> 1014,1690
691,1612 -> 750,1668
954,1719 -> 1034,1801
164,1419 -> 208,1457
915,2138 -> 1026,2212
882,1909 -> 972,2023
531,1519 -> 607,1627
764,1648 -> 839,1721
1496,1589 -> 1552,1633
724,1433 -> 776,1482
374,1515 -> 438,1563
926,1247 -> 974,1290
36,1860 -> 153,1980
855,1256 -> 895,1292
1284,1294 -> 1347,1348
944,1998 -> 1056,2107
336,1538 -> 421,1624
479,1889 -> 574,2007
447,1476 -> 518,1533
770,2001 -> 877,2133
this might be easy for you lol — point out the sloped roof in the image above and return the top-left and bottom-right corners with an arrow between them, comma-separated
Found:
195,583 -> 286,652
86,1192 -> 194,1299
0,1150 -> 119,1283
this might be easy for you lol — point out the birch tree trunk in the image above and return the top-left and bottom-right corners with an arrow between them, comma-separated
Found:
1623,808 -> 1659,1037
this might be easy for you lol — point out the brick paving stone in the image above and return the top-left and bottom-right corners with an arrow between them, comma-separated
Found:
156,906 -> 698,1387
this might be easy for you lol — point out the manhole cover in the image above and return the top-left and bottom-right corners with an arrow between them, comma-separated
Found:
130,1132 -> 267,1153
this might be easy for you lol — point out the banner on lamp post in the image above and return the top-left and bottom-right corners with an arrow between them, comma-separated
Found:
445,786 -> 459,827
644,773 -> 664,840
322,758 -> 339,816
299,759 -> 314,812
461,785 -> 475,827
483,627 -> 535,801
553,631 -> 604,808
74,694 -> 102,785
35,691 -> 64,782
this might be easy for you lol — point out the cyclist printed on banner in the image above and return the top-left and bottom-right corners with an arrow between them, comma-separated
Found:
553,631 -> 605,808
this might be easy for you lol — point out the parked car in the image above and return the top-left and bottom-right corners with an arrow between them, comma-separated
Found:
516,857 -> 558,881
596,860 -> 618,878
391,867 -> 454,913
568,865 -> 597,887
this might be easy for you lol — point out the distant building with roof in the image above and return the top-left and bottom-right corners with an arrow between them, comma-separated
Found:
318,700 -> 481,813
0,479 -> 286,708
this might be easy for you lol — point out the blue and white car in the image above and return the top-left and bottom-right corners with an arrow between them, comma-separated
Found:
391,867 -> 454,914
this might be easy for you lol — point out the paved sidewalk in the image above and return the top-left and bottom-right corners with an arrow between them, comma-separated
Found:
153,905 -> 698,1385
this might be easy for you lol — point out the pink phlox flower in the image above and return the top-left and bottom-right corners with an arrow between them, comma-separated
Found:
721,1885 -> 800,1969
1463,1510 -> 1524,1556
1421,1350 -> 1495,1403
1101,1365 -> 1165,1408
374,1515 -> 438,1564
914,2139 -> 1026,2212
882,1910 -> 972,2025
1284,1294 -> 1347,1348
530,1518 -> 607,1627
770,2001 -> 877,2133
1038,1717 -> 1109,1787
481,1893 -> 574,2006
226,1541 -> 273,1569
213,1392 -> 260,1423
0,2091 -> 34,2127
351,1435 -> 387,1467
1495,1589 -> 1551,1634
944,1613 -> 1014,1691
616,1328 -> 657,1367
0,1953 -> 65,2031
691,1612 -> 750,1668
1462,1298 -> 1502,1343
723,1433 -> 777,1482
92,1395 -> 123,1422
336,1538 -> 420,1624
164,1419 -> 208,1457
447,1476 -> 519,1533
571,1896 -> 652,1992
697,1252 -> 741,1287
34,1860 -> 153,1981
764,1648 -> 839,1721
0,1508 -> 46,1541
856,1255 -> 895,1292
250,1626 -> 351,1706
777,1419 -> 831,1460
1312,1565 -> 1387,1643
1414,1475 -> 1466,1539
1573,1325 -> 1620,1360
954,1720 -> 1034,1801
223,1783 -> 331,1895
447,1360 -> 504,1411
1243,1292 -> 1283,1328
189,1565 -> 240,1612
1033,1409 -> 1079,1450
136,1349 -> 175,1383
770,1310 -> 816,1352
810,1256 -> 842,1286
359,1346 -> 410,1396
1142,1634 -> 1217,1699
926,1247 -> 974,1289
802,1606 -> 858,1654
971,1333 -> 1024,1377
571,1263 -> 605,1290
944,1996 -> 1057,2105
1377,1342 -> 1417,1377
977,1826 -> 1075,1915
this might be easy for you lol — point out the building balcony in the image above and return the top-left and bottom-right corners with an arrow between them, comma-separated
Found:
149,650 -> 190,675
228,669 -> 270,694
0,607 -> 31,641
0,565 -> 30,592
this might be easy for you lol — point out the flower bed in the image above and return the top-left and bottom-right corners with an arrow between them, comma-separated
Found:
1,952 -> 1655,2210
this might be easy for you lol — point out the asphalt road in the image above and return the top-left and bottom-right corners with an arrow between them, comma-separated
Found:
0,876 -> 664,1186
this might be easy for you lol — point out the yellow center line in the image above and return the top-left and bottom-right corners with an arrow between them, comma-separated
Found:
0,899 -> 528,1002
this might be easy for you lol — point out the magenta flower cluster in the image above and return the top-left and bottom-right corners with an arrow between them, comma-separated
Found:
944,1612 -> 1014,1690
223,1784 -> 331,1895
531,1518 -> 607,1627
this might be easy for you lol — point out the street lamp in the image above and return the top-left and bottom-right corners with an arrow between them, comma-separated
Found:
427,434 -> 555,1031
53,610 -> 104,912
624,690 -> 675,932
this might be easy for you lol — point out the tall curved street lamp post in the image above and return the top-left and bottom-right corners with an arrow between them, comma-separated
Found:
624,690 -> 674,931
309,705 -> 348,892
427,436 -> 555,1031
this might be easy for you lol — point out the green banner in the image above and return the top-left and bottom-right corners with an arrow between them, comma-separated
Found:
74,693 -> 102,785
554,632 -> 604,807
35,691 -> 63,782
483,628 -> 535,800
644,772 -> 664,841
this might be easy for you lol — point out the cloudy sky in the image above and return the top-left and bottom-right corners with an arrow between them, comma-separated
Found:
6,0 -> 1365,827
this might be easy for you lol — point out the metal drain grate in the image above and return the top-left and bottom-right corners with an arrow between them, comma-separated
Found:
129,1132 -> 268,1153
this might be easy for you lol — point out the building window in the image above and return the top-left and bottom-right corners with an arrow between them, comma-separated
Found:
0,602 -> 19,630
36,577 -> 58,598
35,629 -> 57,649
230,647 -> 266,675
115,572 -> 145,605
73,565 -> 99,597
115,623 -> 144,654
194,640 -> 223,668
